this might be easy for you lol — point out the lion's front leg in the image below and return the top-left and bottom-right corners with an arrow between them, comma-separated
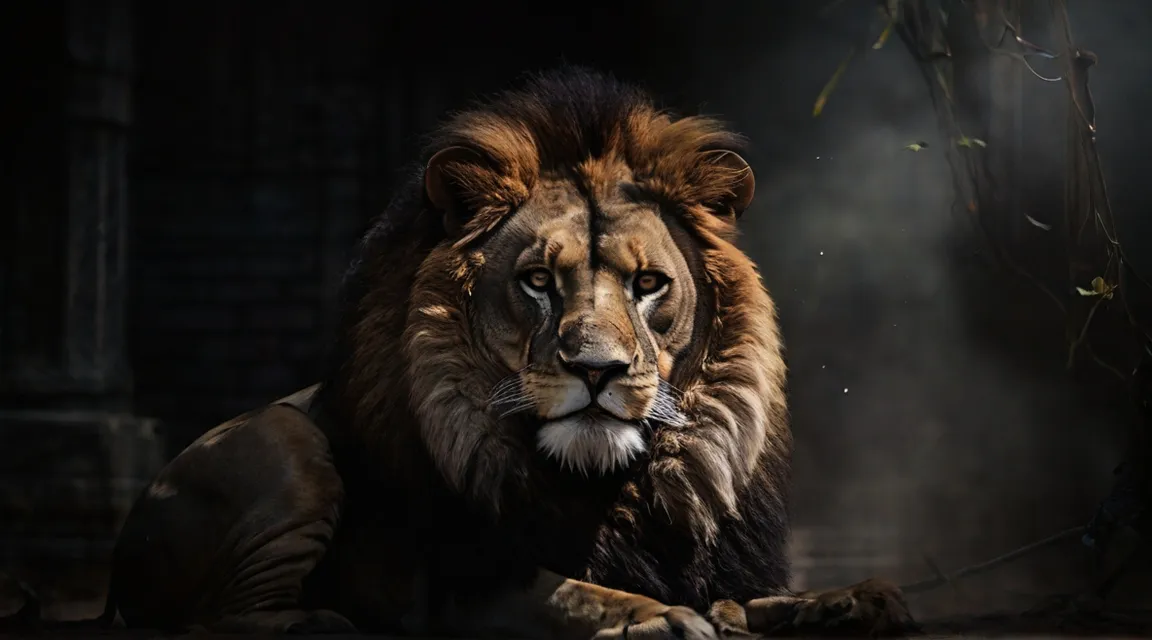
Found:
708,579 -> 917,637
445,568 -> 717,640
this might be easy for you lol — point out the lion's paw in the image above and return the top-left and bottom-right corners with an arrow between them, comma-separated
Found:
750,579 -> 917,637
706,599 -> 758,638
595,605 -> 718,640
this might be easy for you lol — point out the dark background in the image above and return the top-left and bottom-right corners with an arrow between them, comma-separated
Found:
2,0 -> 1151,622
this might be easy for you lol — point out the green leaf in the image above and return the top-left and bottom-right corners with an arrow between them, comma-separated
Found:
874,1 -> 902,49
813,48 -> 856,117
873,18 -> 895,49
1077,276 -> 1116,299
934,63 -> 953,103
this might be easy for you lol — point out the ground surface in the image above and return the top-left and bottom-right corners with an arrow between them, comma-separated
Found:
4,614 -> 1152,639
4,630 -> 1147,635
5,589 -> 1152,638
5,552 -> 1151,638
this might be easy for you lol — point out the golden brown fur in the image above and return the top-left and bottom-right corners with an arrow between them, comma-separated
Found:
307,67 -> 911,637
331,67 -> 789,544
310,66 -> 801,638
5,67 -> 913,638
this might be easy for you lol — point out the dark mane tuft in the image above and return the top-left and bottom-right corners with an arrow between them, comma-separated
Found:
429,66 -> 661,169
422,66 -> 752,245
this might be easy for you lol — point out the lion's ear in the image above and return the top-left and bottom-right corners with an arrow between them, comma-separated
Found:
703,150 -> 756,219
424,145 -> 489,232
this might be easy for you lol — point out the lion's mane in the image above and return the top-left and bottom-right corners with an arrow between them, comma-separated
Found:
316,67 -> 792,610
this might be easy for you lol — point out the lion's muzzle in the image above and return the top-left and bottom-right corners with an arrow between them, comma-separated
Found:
557,354 -> 630,395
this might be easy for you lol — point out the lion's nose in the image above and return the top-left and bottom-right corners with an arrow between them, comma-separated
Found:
559,357 -> 630,392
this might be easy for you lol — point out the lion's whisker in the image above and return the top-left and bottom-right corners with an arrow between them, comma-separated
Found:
646,383 -> 689,428
498,401 -> 536,420
490,398 -> 534,416
491,395 -> 530,409
489,387 -> 528,405
489,378 -> 520,396
658,379 -> 686,398
488,376 -> 528,405
487,364 -> 537,397
490,388 -> 529,402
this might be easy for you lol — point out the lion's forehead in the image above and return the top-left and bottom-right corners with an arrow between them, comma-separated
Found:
532,178 -> 587,207
519,184 -> 669,271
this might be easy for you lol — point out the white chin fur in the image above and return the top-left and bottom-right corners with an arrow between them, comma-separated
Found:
536,415 -> 647,476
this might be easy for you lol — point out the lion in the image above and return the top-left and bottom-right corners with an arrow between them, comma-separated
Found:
2,67 -> 914,638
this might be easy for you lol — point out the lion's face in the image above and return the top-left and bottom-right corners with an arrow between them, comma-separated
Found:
397,73 -> 762,500
470,178 -> 697,476
353,70 -> 779,530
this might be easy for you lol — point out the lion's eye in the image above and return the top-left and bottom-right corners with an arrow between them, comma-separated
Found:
633,271 -> 670,297
521,268 -> 554,293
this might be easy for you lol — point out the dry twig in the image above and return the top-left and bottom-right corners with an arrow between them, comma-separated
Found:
900,526 -> 1084,595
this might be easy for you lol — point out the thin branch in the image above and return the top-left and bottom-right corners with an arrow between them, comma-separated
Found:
1085,342 -> 1129,383
1066,295 -> 1106,370
922,552 -> 972,607
979,5 -> 1064,80
901,526 -> 1084,595
1008,256 -> 1068,316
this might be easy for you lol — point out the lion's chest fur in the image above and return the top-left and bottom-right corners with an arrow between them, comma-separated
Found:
311,429 -> 785,626
515,464 -> 791,610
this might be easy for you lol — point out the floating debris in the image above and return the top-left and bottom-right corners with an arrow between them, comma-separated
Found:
1025,214 -> 1052,231
1075,276 -> 1116,299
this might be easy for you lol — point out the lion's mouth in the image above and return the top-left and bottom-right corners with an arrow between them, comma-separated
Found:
547,405 -> 624,424
535,411 -> 648,476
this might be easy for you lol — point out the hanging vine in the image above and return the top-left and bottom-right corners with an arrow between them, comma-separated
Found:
815,0 -> 1151,378
816,0 -> 1152,600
